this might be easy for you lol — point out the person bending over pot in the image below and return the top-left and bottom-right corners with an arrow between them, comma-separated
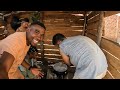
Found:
52,33 -> 108,79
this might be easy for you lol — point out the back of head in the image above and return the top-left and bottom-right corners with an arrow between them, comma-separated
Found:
11,17 -> 30,31
30,21 -> 46,30
52,33 -> 65,45
10,16 -> 21,31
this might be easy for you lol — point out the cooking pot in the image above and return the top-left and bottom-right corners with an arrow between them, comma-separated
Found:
53,62 -> 68,79
53,62 -> 67,72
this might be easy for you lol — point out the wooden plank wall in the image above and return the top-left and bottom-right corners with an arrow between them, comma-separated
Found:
86,11 -> 120,79
101,38 -> 120,79
41,11 -> 85,63
101,11 -> 120,79
86,11 -> 100,42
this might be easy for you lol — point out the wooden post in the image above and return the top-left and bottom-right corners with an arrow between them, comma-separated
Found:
82,11 -> 87,36
37,12 -> 45,60
97,11 -> 104,46
40,11 -> 44,22
40,41 -> 44,59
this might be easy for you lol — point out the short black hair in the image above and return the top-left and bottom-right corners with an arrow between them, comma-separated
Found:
52,33 -> 66,45
11,17 -> 29,31
30,21 -> 46,30
10,16 -> 21,31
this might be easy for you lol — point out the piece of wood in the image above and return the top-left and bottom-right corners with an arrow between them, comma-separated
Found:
44,44 -> 58,49
103,71 -> 114,79
102,49 -> 120,72
46,26 -> 83,31
44,54 -> 62,59
86,29 -> 98,36
87,11 -> 100,20
44,58 -> 63,64
43,11 -> 85,15
40,11 -> 44,22
87,21 -> 99,30
100,38 -> 120,59
44,50 -> 60,54
87,14 -> 100,24
107,62 -> 120,79
97,11 -> 104,46
44,14 -> 84,20
38,41 -> 44,59
86,33 -> 97,42
82,11 -> 87,35
104,11 -> 120,17
45,24 -> 83,27
44,18 -> 84,25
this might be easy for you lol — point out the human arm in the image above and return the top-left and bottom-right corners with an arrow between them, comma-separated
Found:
0,51 -> 15,79
21,60 -> 44,77
59,49 -> 71,66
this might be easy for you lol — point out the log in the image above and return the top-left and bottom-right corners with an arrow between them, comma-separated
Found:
96,11 -> 104,46
82,11 -> 87,36
104,11 -> 120,17
101,38 -> 120,59
87,11 -> 100,20
87,21 -> 99,30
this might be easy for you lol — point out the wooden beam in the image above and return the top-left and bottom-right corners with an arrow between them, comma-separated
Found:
96,11 -> 104,46
104,11 -> 120,17
86,29 -> 97,36
44,14 -> 84,20
44,30 -> 83,40
44,19 -> 84,26
87,14 -> 100,24
44,44 -> 58,49
82,11 -> 87,36
101,38 -> 120,59
87,21 -> 99,30
107,63 -> 120,79
44,54 -> 62,59
103,71 -> 114,79
46,27 -> 83,31
86,33 -> 97,42
87,11 -> 100,20
40,11 -> 44,22
102,49 -> 120,72
44,50 -> 60,54
43,11 -> 85,15
38,41 -> 44,59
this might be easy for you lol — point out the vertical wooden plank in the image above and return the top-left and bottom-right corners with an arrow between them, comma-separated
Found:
82,11 -> 87,36
96,11 -> 104,46
40,11 -> 44,23
38,12 -> 45,60
40,41 -> 44,59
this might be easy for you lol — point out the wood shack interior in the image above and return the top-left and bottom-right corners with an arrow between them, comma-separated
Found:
0,11 -> 120,79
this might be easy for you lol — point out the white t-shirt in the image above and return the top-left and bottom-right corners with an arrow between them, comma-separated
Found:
59,35 -> 108,79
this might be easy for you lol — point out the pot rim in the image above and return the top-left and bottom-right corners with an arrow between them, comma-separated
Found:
53,62 -> 68,72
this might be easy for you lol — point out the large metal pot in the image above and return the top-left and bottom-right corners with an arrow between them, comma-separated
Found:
53,62 -> 68,79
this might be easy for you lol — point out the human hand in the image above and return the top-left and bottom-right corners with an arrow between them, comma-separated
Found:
30,68 -> 44,78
